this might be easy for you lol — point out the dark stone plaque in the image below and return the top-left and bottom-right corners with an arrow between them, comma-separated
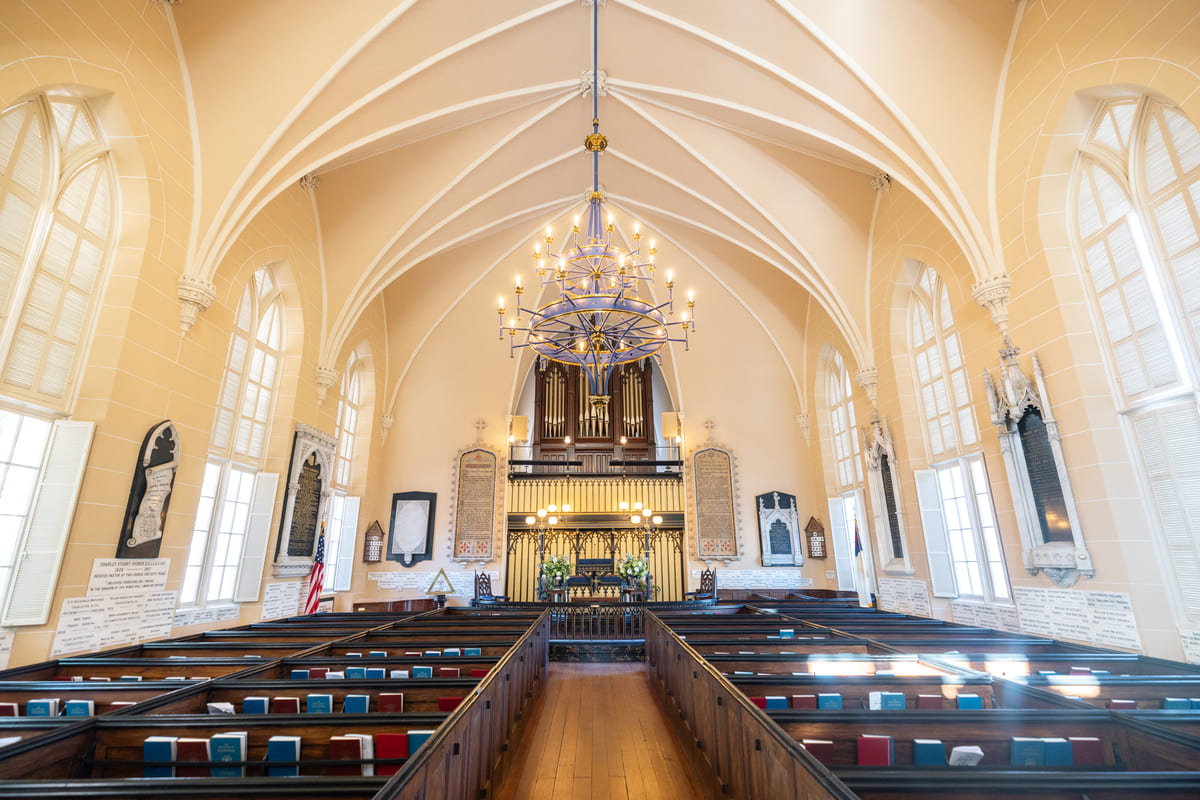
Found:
116,421 -> 179,559
768,520 -> 792,554
880,453 -> 903,557
286,452 -> 323,557
1018,408 -> 1073,543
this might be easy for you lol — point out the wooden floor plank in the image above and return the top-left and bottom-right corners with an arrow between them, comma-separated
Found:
493,662 -> 712,800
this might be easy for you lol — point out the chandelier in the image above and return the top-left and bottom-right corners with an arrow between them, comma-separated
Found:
497,0 -> 695,408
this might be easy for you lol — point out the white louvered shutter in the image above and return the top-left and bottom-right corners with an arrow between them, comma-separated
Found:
1,420 -> 93,626
333,497 -> 360,592
914,469 -> 958,598
1131,406 -> 1200,616
826,497 -> 854,592
233,472 -> 279,602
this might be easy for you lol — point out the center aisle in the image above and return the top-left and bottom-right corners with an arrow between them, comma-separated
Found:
493,661 -> 715,800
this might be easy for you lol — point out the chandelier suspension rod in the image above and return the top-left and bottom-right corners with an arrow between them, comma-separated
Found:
591,0 -> 599,196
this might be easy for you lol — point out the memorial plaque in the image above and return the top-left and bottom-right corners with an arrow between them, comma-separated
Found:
1018,409 -> 1072,543
453,449 -> 497,560
768,521 -> 791,554
880,453 -> 903,557
286,453 -> 322,557
388,491 -> 436,567
757,490 -> 800,566
694,448 -> 737,559
116,421 -> 179,559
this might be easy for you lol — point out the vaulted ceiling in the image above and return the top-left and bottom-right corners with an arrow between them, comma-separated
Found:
171,0 -> 1016,406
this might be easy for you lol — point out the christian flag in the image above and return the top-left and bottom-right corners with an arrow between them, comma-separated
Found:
304,521 -> 326,615
853,519 -> 873,608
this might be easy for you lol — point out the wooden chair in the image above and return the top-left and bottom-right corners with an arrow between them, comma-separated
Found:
684,568 -> 716,602
474,571 -> 508,604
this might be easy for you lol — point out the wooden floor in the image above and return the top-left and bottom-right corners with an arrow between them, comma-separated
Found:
493,661 -> 715,800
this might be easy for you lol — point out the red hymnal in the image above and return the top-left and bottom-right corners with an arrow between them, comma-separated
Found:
438,667 -> 460,678
308,667 -> 328,679
328,736 -> 363,776
0,703 -> 17,717
749,697 -> 767,709
375,733 -> 410,776
917,694 -> 944,710
438,697 -> 462,712
857,734 -> 894,765
470,668 -> 489,678
271,696 -> 301,714
175,738 -> 211,777
378,693 -> 404,713
1108,699 -> 1137,710
1069,737 -> 1104,766
792,694 -> 817,709
801,739 -> 834,765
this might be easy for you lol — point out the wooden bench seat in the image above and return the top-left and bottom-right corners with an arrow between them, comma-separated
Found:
131,678 -> 482,715
837,769 -> 1200,799
730,674 -> 997,709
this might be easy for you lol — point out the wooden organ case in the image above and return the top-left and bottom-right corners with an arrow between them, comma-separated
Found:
533,359 -> 657,473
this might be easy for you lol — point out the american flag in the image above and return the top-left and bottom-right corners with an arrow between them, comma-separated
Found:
303,521 -> 326,615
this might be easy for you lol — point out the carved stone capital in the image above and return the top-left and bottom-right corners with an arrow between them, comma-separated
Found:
299,173 -> 320,191
314,365 -> 338,405
580,68 -> 608,97
855,366 -> 879,406
380,413 -> 394,444
177,276 -> 216,335
971,273 -> 1013,335
871,172 -> 892,191
796,413 -> 811,446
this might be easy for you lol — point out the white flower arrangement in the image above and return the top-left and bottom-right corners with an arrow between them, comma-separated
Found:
616,553 -> 648,586
541,554 -> 573,585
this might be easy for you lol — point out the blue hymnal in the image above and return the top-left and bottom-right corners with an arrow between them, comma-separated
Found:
210,732 -> 247,777
1037,670 -> 1056,676
817,693 -> 842,710
413,666 -> 433,679
881,692 -> 906,710
63,699 -> 94,717
956,693 -> 983,710
266,736 -> 302,777
369,651 -> 388,658
407,729 -> 436,753
305,694 -> 333,714
1011,737 -> 1045,766
764,696 -> 788,710
1043,738 -> 1073,766
26,699 -> 58,717
1190,698 -> 1200,709
143,736 -> 178,777
365,667 -> 386,680
443,648 -> 461,657
424,650 -> 441,657
912,739 -> 946,766
345,652 -> 363,658
1162,697 -> 1190,709
243,696 -> 269,714
464,647 -> 482,657
289,669 -> 309,680
345,667 -> 366,680
342,694 -> 370,714
780,629 -> 795,639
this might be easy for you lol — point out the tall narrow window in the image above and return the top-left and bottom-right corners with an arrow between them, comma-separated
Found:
182,269 -> 283,607
823,347 -> 870,597
909,265 -> 1010,602
826,349 -> 862,490
1073,96 -> 1200,617
327,348 -> 366,592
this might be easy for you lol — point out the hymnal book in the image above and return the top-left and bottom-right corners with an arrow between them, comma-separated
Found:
1043,737 -> 1073,766
369,650 -> 388,657
176,737 -> 212,777
875,670 -> 896,677
389,670 -> 410,679
164,676 -> 188,681
243,696 -> 269,714
738,651 -> 756,655
405,652 -> 422,657
26,698 -> 59,717
1010,737 -> 1045,766
289,669 -> 309,680
271,696 -> 301,714
210,731 -> 247,777
424,650 -> 441,657
308,667 -> 328,680
326,671 -> 345,679
349,733 -> 374,776
379,692 -> 404,713
800,739 -> 834,764
439,667 -> 460,678
817,693 -> 842,710
464,647 -> 482,657
917,694 -> 943,710
878,692 -> 905,710
956,693 -> 983,710
948,745 -> 984,766
438,697 -> 463,712
1090,670 -> 1110,676
143,736 -> 178,777
912,738 -> 945,766
857,735 -> 894,765
329,735 -> 364,776
407,729 -> 436,754
342,694 -> 370,714
306,694 -> 334,714
470,668 -> 489,678
780,629 -> 795,639
366,668 -> 386,680
412,666 -> 433,679
110,701 -> 136,710
1163,697 -> 1190,709
119,675 -> 142,681
266,735 -> 302,777
63,699 -> 94,717
206,702 -> 236,715
345,652 -> 363,658
375,732 -> 409,776
792,694 -> 817,709
1191,698 -> 1200,709
0,703 -> 16,717
764,696 -> 788,710
443,648 -> 461,656
1069,736 -> 1104,766
88,677 -> 111,681
345,667 -> 367,680
1108,699 -> 1137,710
1069,666 -> 1092,675
1036,670 -> 1057,676
749,697 -> 768,709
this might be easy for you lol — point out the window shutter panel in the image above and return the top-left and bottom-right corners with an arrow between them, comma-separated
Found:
1,420 -> 93,626
233,472 -> 279,603
826,497 -> 854,592
914,469 -> 957,598
333,497 -> 360,592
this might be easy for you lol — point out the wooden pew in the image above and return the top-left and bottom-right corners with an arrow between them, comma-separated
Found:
838,769 -> 1200,799
0,679 -> 196,716
1010,674 -> 1200,709
925,652 -> 1200,677
0,777 -> 386,799
730,674 -> 997,710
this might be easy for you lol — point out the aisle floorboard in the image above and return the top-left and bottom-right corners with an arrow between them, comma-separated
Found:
494,662 -> 714,800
